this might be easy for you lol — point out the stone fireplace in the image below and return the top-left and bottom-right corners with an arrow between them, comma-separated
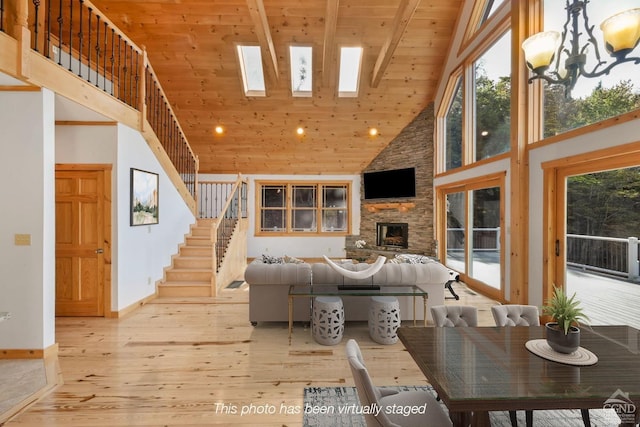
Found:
376,222 -> 408,249
345,104 -> 436,260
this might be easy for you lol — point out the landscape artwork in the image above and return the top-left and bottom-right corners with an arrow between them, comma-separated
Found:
130,168 -> 159,226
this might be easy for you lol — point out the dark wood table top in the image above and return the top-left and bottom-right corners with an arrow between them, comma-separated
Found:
398,325 -> 640,415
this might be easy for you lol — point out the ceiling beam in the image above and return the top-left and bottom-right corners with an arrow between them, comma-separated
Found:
371,0 -> 421,88
322,0 -> 340,86
246,0 -> 279,83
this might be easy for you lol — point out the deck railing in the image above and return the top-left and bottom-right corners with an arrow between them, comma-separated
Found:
567,234 -> 640,281
446,227 -> 501,251
6,0 -> 198,201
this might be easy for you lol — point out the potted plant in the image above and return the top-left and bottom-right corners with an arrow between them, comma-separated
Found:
542,286 -> 589,354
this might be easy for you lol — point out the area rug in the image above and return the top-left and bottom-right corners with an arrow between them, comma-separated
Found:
0,359 -> 47,418
302,386 -> 621,426
226,280 -> 245,289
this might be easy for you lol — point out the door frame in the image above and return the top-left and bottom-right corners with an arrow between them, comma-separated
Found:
542,143 -> 640,305
55,163 -> 113,317
436,171 -> 506,301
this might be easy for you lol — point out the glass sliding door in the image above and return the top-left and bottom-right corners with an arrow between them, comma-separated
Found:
440,174 -> 505,299
469,186 -> 501,289
446,191 -> 466,273
562,166 -> 640,329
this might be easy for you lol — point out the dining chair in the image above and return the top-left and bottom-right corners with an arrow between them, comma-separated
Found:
430,305 -> 478,327
490,304 -> 591,427
491,304 -> 540,327
345,339 -> 452,427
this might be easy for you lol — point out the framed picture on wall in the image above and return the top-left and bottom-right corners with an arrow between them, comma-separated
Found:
130,168 -> 159,226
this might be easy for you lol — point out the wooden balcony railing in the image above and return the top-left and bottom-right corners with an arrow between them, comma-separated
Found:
3,0 -> 198,202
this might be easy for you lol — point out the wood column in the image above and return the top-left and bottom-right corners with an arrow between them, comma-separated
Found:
508,0 -> 532,303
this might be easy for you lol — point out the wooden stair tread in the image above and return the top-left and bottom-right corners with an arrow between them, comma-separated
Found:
158,281 -> 211,287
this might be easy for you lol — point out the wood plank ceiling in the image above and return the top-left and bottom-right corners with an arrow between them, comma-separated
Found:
90,0 -> 463,174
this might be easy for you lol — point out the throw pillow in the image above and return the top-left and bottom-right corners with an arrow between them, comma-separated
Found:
262,254 -> 284,264
283,255 -> 304,264
394,254 -> 437,264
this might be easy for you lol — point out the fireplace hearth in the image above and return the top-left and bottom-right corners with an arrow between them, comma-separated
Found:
376,222 -> 408,249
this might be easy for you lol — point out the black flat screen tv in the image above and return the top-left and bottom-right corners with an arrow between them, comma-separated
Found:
363,167 -> 416,200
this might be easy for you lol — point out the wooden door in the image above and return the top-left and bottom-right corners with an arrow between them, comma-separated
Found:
55,167 -> 107,316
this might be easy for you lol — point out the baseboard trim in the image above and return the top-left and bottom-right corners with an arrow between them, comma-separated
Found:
0,343 -> 58,360
109,292 -> 157,318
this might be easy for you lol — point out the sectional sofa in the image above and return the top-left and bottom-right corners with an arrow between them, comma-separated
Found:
244,256 -> 454,325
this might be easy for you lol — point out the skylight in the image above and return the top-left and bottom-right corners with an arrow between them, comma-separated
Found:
338,47 -> 363,97
290,46 -> 313,97
237,45 -> 266,97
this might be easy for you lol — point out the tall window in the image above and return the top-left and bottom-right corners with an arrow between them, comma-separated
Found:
474,30 -> 511,161
542,0 -> 640,138
257,182 -> 350,235
445,77 -> 463,170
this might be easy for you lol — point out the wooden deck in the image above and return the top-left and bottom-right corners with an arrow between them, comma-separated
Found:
567,269 -> 640,330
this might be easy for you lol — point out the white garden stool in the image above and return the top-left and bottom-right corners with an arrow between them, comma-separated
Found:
312,296 -> 344,345
368,296 -> 400,345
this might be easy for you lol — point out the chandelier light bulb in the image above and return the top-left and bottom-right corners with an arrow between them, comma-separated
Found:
600,9 -> 640,57
522,31 -> 561,73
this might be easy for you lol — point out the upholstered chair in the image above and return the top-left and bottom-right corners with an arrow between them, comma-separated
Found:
491,304 -> 540,327
430,305 -> 478,327
345,339 -> 452,427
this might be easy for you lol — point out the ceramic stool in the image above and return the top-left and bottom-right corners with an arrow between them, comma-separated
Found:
368,296 -> 400,344
312,296 -> 344,345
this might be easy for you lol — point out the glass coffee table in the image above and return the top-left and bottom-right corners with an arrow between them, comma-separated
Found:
287,284 -> 428,343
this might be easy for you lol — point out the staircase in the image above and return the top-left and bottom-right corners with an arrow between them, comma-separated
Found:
157,218 -> 217,297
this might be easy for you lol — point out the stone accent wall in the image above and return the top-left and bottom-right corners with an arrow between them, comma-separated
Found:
347,103 -> 435,259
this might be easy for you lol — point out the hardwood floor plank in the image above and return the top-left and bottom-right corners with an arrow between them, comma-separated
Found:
6,284 -> 498,426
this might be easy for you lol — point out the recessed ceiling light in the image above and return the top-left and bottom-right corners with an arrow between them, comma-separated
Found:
215,125 -> 224,135
296,127 -> 305,136
369,128 -> 378,137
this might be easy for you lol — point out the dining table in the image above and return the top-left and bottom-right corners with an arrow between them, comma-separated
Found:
398,325 -> 640,427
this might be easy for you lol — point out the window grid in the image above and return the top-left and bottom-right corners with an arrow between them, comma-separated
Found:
257,182 -> 350,235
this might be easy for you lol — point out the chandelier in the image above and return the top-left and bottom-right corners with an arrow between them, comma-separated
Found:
522,1 -> 640,96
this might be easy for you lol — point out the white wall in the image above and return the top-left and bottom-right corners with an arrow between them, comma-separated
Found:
527,118 -> 640,306
0,89 -> 56,350
56,123 -> 195,312
115,124 -> 194,309
200,173 -> 361,259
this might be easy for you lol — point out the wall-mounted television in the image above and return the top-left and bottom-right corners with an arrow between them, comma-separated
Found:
363,167 -> 416,200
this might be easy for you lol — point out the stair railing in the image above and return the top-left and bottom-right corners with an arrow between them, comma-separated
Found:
3,0 -> 198,202
209,175 -> 247,272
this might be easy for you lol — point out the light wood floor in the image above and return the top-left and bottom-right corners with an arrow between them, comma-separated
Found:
6,282 -> 498,426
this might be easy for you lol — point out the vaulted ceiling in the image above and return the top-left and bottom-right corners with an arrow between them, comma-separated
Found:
90,0 -> 463,174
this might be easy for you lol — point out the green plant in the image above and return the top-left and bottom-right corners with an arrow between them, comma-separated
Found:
542,286 -> 590,334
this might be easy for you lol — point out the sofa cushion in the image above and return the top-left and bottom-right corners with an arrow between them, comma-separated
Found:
244,259 -> 312,285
